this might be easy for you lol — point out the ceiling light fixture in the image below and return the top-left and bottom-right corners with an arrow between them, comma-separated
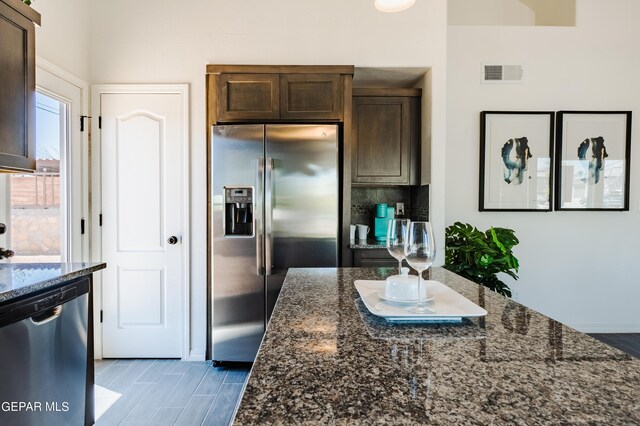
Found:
375,0 -> 416,13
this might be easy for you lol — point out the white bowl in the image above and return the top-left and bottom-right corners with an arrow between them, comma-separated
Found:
384,267 -> 424,301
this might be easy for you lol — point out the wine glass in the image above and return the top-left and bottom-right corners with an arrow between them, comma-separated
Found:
386,219 -> 410,274
404,221 -> 436,314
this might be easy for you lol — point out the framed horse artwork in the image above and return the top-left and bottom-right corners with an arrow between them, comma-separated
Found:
479,111 -> 554,211
555,111 -> 632,211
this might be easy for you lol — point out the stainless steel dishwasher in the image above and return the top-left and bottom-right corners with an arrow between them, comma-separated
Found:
0,277 -> 90,426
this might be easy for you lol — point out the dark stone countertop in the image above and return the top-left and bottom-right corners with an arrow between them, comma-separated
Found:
349,239 -> 389,249
0,262 -> 106,305
234,267 -> 640,425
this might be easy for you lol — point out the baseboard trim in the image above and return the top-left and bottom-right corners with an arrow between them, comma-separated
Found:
186,350 -> 206,361
571,324 -> 640,334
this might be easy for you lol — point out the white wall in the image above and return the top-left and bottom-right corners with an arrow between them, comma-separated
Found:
87,0 -> 448,356
32,0 -> 91,81
449,0 -> 534,26
447,0 -> 640,332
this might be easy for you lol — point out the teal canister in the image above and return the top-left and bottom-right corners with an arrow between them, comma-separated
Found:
375,203 -> 388,218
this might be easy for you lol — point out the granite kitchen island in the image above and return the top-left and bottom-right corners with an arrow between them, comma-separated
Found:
234,267 -> 639,425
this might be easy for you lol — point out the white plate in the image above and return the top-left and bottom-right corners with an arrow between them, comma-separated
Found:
378,292 -> 434,305
354,279 -> 487,322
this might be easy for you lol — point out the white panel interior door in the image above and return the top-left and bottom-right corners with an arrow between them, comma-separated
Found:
100,90 -> 186,358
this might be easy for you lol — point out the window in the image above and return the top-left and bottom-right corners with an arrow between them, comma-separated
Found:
9,92 -> 70,262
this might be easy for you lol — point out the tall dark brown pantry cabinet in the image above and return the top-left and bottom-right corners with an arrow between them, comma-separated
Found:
0,0 -> 39,172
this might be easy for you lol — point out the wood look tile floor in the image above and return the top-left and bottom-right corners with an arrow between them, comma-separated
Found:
94,360 -> 250,426
589,333 -> 640,358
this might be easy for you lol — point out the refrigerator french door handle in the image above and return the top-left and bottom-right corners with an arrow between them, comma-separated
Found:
265,157 -> 274,276
256,158 -> 265,276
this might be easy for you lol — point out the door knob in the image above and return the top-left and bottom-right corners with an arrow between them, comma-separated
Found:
168,236 -> 178,245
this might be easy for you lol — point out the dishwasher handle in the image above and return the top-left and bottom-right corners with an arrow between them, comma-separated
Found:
30,305 -> 63,326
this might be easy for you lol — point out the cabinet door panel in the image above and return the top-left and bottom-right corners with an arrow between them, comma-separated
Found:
0,2 -> 36,171
352,97 -> 410,184
353,249 -> 397,267
217,73 -> 279,121
280,73 -> 342,120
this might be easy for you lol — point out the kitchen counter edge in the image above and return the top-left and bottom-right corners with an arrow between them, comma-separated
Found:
349,241 -> 389,249
0,262 -> 107,305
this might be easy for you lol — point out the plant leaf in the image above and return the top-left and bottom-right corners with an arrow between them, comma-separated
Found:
445,221 -> 520,297
490,228 -> 508,255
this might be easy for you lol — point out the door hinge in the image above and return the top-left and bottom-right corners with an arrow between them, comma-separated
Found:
98,116 -> 102,129
81,219 -> 85,235
100,310 -> 103,323
80,115 -> 92,132
99,214 -> 102,226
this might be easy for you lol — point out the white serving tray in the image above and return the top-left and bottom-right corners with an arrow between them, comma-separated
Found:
354,279 -> 487,322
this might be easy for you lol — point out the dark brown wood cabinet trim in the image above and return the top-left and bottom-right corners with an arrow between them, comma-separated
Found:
352,87 -> 421,97
0,0 -> 40,26
409,96 -> 421,185
207,64 -> 354,76
341,74 -> 353,267
206,73 -> 218,130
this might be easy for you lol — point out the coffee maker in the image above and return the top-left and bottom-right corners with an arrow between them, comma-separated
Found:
373,203 -> 395,242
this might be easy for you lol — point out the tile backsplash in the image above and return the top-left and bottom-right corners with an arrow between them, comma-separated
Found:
410,185 -> 429,221
351,185 -> 429,228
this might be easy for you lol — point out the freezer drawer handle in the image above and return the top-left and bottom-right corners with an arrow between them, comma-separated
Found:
30,306 -> 63,326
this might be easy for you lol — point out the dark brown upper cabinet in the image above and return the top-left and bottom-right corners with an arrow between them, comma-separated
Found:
217,73 -> 280,121
207,65 -> 353,124
351,88 -> 421,186
0,0 -> 40,172
280,73 -> 342,120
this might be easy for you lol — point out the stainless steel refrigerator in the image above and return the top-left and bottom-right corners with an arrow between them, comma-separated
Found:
210,124 -> 339,363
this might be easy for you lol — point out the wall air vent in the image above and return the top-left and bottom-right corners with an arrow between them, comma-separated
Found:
482,64 -> 524,83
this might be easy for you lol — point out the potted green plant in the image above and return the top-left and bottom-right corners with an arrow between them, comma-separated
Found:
444,222 -> 519,297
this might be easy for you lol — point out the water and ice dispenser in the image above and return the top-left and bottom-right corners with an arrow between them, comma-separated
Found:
224,187 -> 254,236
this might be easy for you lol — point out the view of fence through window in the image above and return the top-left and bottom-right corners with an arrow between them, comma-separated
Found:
10,92 -> 65,262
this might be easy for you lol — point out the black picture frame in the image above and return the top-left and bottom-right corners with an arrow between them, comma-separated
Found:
555,111 -> 632,211
479,111 -> 555,211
